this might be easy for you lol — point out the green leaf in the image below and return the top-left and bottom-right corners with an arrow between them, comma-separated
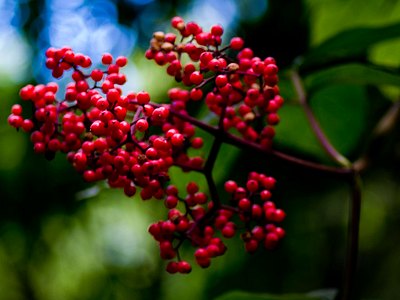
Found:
300,22 -> 400,70
304,63 -> 400,94
214,290 -> 325,300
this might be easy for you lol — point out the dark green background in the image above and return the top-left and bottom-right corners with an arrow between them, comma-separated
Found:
1,0 -> 400,299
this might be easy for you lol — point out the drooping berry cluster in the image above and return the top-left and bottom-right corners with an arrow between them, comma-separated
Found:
145,16 -> 283,148
8,46 -> 203,200
148,171 -> 285,273
224,172 -> 285,252
148,181 -> 228,273
8,17 -> 286,274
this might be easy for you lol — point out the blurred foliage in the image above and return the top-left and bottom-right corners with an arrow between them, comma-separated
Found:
1,0 -> 400,300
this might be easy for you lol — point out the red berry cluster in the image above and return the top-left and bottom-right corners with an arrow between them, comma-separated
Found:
224,172 -> 285,252
145,16 -> 283,148
8,17 -> 286,274
8,46 -> 202,199
147,171 -> 284,274
148,181 -> 227,273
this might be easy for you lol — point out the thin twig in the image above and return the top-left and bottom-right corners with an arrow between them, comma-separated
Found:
136,101 -> 354,177
291,70 -> 351,167
341,173 -> 362,300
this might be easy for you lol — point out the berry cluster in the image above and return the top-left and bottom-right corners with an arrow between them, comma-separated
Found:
8,16 -> 285,274
145,16 -> 283,148
149,171 -> 285,273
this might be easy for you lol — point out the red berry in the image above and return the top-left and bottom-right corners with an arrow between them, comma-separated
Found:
262,176 -> 276,189
91,69 -> 103,81
165,195 -> 178,209
273,209 -> 286,222
177,261 -> 192,274
264,232 -> 279,249
245,239 -> 259,253
264,64 -> 279,76
211,24 -> 223,36
21,119 -> 34,132
238,198 -> 251,211
186,182 -> 199,194
11,104 -> 23,115
170,133 -> 184,147
224,180 -> 237,193
246,179 -> 259,193
260,190 -> 272,201
116,56 -> 128,67
222,223 -> 236,238
136,119 -> 149,132
215,75 -> 228,87
171,16 -> 184,28
191,137 -> 203,149
190,88 -> 203,101
166,261 -> 179,274
124,184 -> 137,197
189,71 -> 203,85
230,37 -> 244,50
102,53 -> 113,64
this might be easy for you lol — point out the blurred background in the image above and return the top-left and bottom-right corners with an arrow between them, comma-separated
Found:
1,0 -> 400,299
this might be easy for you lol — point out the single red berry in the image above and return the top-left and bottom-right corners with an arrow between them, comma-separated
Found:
170,133 -> 184,147
207,59 -> 220,71
200,51 -> 213,66
11,104 -> 23,115
211,24 -> 224,36
190,88 -> 203,101
246,179 -> 259,193
189,71 -> 203,85
177,261 -> 192,274
251,204 -> 263,219
171,16 -> 184,28
264,64 -> 279,76
230,37 -> 244,50
191,137 -> 203,149
136,119 -> 149,132
267,113 -> 280,125
264,232 -> 279,249
215,75 -> 228,87
91,69 -> 103,81
273,209 -> 286,222
124,184 -> 137,197
166,261 -> 179,274
47,139 -> 61,152
95,98 -> 109,110
245,239 -> 259,253
116,56 -> 128,67
21,119 -> 34,132
264,57 -> 276,65
165,33 -> 176,43
102,53 -> 113,64
194,248 -> 208,259
260,190 -> 272,201
262,176 -> 276,189
252,226 -> 265,241
33,142 -> 46,154
165,195 -> 178,209
275,227 -> 286,238
224,180 -> 237,193
106,88 -> 120,103
222,223 -> 236,238
186,182 -> 199,194
83,170 -> 97,182
238,198 -> 252,211
145,147 -> 158,159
